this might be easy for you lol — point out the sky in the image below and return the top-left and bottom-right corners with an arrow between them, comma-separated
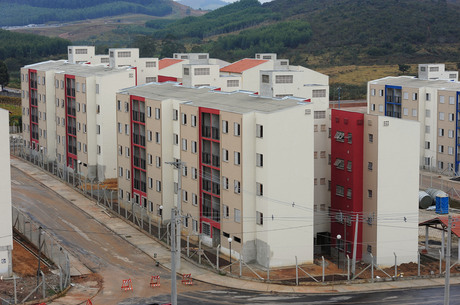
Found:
222,0 -> 273,2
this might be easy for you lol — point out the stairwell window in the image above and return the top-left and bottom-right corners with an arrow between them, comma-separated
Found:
256,183 -> 263,196
256,153 -> 263,167
275,75 -> 293,84
256,211 -> 263,225
256,124 -> 263,138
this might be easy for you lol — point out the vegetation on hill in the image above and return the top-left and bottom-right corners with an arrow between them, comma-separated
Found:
177,0 -> 228,10
0,29 -> 69,86
0,0 -> 173,26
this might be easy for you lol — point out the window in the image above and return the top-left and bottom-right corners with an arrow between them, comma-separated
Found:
118,51 -> 131,57
234,209 -> 241,223
182,166 -> 188,177
147,130 -> 153,142
347,133 -> 352,144
192,167 -> 198,179
314,111 -> 326,119
256,153 -> 263,167
439,112 -> 445,120
412,93 -> 418,100
368,190 -> 373,198
448,130 -> 454,138
347,161 -> 352,172
182,138 -> 187,151
334,158 -> 345,170
449,96 -> 455,105
275,75 -> 293,83
183,190 -> 188,202
412,109 -> 417,117
125,147 -> 130,157
82,104 -> 86,113
194,68 -> 210,75
439,128 -> 444,137
256,211 -> 263,225
118,145 -> 123,155
173,109 -> 178,120
334,131 -> 345,142
223,205 -> 229,218
191,141 -> 197,153
448,146 -> 454,155
371,104 -> 375,111
403,92 -> 408,100
449,113 -> 455,122
148,177 -> 153,189
125,124 -> 130,135
234,151 -> 241,165
379,89 -> 384,97
426,109 -> 430,118
147,106 -> 152,118
181,113 -> 187,125
425,126 -> 431,134
368,134 -> 374,143
439,145 -> 444,153
262,75 -> 270,83
403,108 -> 408,116
183,68 -> 190,75
173,134 -> 178,145
439,95 -> 445,104
126,169 -> 130,180
146,61 -> 156,68
438,161 -> 444,170
156,132 -> 161,144
347,189 -> 352,199
156,180 -> 162,192
155,108 -> 160,119
312,89 -> 327,98
234,122 -> 240,136
336,185 -> 344,197
192,193 -> 198,206
222,120 -> 228,133
227,80 -> 239,87
191,115 -> 197,127
222,149 -> 229,162
234,180 -> 240,194
82,84 -> 86,93
96,84 -> 100,94
256,124 -> 263,138
256,182 -> 263,196
156,156 -> 161,168
193,219 -> 198,232
222,177 -> 229,190
379,104 -> 384,112
368,162 -> 373,170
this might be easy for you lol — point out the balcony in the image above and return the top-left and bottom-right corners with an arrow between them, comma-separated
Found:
66,88 -> 76,97
31,115 -> 38,123
67,107 -> 76,117
67,126 -> 76,135
202,178 -> 211,192
212,127 -> 220,140
386,95 -> 401,104
212,209 -> 220,222
30,81 -> 37,89
212,154 -> 220,167
31,98 -> 38,106
212,182 -> 220,196
202,126 -> 211,138
133,156 -> 146,170
133,134 -> 146,147
68,145 -> 77,155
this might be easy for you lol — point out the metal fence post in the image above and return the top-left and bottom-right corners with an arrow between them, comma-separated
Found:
198,240 -> 202,265
216,245 -> 220,270
347,255 -> 350,281
371,254 -> 374,283
13,275 -> 17,304
394,252 -> 397,278
295,256 -> 299,286
187,235 -> 190,257
440,250 -> 442,275
267,253 -> 270,281
418,252 -> 421,277
322,256 -> 325,282
239,252 -> 242,277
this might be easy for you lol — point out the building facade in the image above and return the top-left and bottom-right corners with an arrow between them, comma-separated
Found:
331,109 -> 419,265
0,108 -> 13,277
368,64 -> 460,175
116,82 -> 319,267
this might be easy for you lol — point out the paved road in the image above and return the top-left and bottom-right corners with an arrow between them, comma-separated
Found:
11,166 -> 214,305
10,164 -> 460,305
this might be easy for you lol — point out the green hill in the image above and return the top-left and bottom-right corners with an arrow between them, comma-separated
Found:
0,0 -> 175,26
146,0 -> 460,66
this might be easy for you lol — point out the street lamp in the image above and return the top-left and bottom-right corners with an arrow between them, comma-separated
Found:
336,234 -> 342,269
158,205 -> 163,238
228,237 -> 232,273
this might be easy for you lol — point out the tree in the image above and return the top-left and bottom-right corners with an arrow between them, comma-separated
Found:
398,64 -> 410,75
0,61 -> 9,88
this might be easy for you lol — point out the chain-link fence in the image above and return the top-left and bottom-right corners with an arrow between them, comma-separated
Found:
1,206 -> 71,304
11,137 -> 460,285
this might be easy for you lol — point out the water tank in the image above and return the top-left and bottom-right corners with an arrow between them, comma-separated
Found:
436,195 -> 449,214
425,188 -> 448,203
419,191 -> 432,209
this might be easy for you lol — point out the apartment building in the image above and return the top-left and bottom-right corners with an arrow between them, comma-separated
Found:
67,46 -> 159,85
368,64 -> 460,175
0,109 -> 12,277
116,82 -> 320,267
21,60 -> 136,180
331,109 -> 419,265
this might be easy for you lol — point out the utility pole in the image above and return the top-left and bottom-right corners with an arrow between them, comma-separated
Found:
171,208 -> 177,305
166,160 -> 185,270
352,214 -> 358,277
444,215 -> 452,305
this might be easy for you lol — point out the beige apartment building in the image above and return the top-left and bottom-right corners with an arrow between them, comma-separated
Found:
368,64 -> 460,175
116,82 -> 323,267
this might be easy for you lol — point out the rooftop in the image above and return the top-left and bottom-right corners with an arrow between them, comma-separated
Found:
24,60 -> 133,77
369,76 -> 460,90
120,82 -> 307,114
159,58 -> 184,70
220,59 -> 268,73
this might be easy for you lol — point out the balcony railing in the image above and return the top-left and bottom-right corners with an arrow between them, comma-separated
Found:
67,107 -> 76,117
133,156 -> 147,170
31,98 -> 38,106
67,126 -> 76,135
66,88 -> 76,97
202,126 -> 211,138
212,182 -> 220,196
212,154 -> 220,167
202,152 -> 211,165
133,134 -> 146,147
212,127 -> 220,140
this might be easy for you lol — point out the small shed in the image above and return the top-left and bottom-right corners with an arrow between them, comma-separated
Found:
419,215 -> 460,260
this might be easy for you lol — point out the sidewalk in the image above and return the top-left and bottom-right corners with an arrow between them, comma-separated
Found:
11,157 -> 460,295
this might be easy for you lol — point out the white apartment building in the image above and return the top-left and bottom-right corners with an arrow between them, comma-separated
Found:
0,108 -> 12,277
368,64 -> 460,175
116,82 -> 319,267
21,60 -> 136,180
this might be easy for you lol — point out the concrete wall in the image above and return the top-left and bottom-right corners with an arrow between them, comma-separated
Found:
0,109 -> 12,276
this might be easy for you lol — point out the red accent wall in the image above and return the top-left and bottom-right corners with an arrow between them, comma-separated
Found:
130,95 -> 147,205
330,109 -> 364,260
158,75 -> 178,83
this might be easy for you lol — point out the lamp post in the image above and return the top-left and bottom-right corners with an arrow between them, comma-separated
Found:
228,237 -> 232,273
336,234 -> 342,269
158,205 -> 163,238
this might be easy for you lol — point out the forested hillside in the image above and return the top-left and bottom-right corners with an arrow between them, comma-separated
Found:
0,29 -> 69,86
0,0 -> 174,26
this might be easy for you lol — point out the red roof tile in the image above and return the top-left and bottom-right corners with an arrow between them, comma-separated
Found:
159,58 -> 183,70
419,215 -> 460,238
220,59 -> 268,73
